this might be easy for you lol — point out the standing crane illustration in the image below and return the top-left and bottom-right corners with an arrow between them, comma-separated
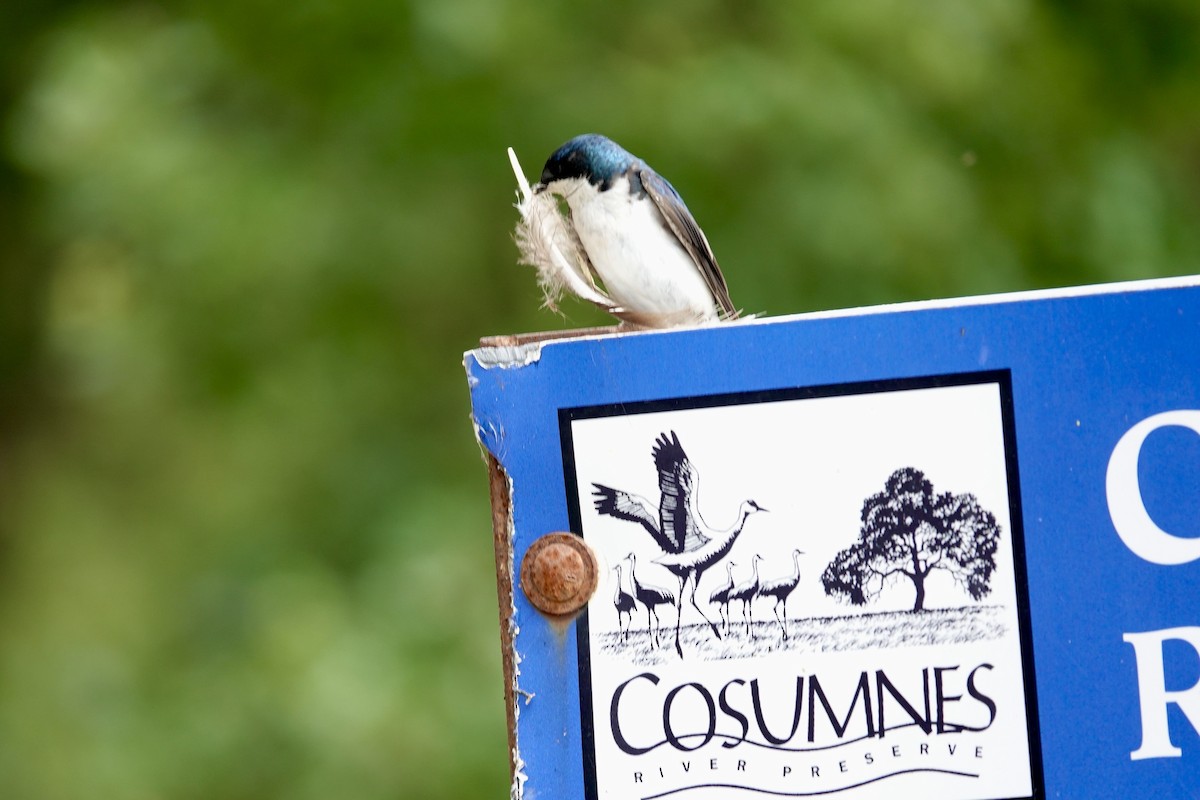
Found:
625,553 -> 675,648
708,561 -> 737,635
757,549 -> 804,639
727,554 -> 763,638
593,430 -> 767,657
611,563 -> 636,642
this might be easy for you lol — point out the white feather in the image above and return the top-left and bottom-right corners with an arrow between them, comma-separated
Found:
508,148 -> 617,314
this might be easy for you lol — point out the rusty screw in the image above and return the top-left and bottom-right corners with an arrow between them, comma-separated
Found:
520,533 -> 599,616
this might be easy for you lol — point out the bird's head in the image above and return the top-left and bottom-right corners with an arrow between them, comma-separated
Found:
744,499 -> 768,514
536,134 -> 636,195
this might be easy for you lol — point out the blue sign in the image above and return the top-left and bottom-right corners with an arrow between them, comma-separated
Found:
464,277 -> 1200,799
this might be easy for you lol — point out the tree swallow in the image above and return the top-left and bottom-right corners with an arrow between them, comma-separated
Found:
535,134 -> 738,327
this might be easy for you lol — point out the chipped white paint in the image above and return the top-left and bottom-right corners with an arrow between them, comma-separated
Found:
502,468 -> 528,800
470,342 -> 544,369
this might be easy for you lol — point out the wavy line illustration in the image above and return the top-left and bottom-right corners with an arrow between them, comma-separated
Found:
640,767 -> 980,799
623,720 -> 940,754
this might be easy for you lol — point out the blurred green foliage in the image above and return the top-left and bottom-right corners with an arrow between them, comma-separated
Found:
0,1 -> 1197,797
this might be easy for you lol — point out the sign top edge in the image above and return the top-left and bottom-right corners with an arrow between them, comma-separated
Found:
465,272 -> 1200,362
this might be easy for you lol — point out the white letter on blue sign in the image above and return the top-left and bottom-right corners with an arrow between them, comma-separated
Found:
1106,410 -> 1200,565
1123,627 -> 1200,760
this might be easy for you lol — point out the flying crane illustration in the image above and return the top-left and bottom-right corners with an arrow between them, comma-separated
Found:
593,431 -> 766,657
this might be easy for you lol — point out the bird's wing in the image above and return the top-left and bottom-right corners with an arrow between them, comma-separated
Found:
652,431 -> 709,552
709,581 -> 732,603
636,166 -> 738,320
565,216 -> 605,292
592,484 -> 676,554
640,579 -> 675,604
756,576 -> 786,595
730,577 -> 757,599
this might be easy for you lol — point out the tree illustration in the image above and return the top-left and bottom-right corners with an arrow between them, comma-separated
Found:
822,467 -> 1001,612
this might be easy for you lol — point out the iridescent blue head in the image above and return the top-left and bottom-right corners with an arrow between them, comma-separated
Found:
538,134 -> 639,192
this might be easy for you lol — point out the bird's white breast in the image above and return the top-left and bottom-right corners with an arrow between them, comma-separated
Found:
561,177 -> 717,325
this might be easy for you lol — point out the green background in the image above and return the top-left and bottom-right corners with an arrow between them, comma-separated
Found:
0,2 -> 1197,797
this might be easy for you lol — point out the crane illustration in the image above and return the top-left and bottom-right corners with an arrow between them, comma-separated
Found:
708,561 -> 737,635
757,549 -> 804,639
593,430 -> 766,657
612,564 -> 636,642
727,554 -> 763,638
625,553 -> 675,648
